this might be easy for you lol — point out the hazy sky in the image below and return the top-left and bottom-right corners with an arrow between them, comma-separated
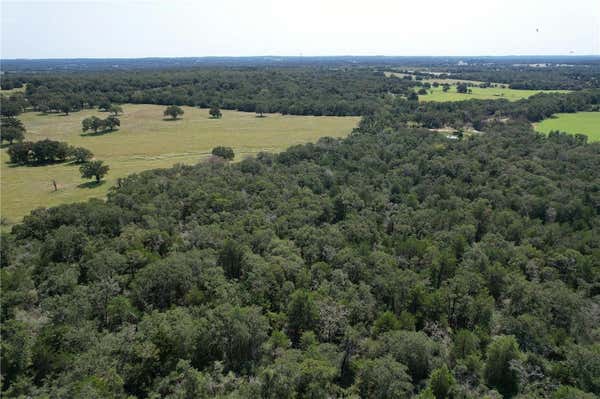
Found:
2,0 -> 599,59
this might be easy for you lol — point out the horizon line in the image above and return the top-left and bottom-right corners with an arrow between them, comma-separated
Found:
2,54 -> 600,61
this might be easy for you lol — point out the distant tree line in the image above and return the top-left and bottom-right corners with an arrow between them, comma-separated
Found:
1,68 -> 415,117
432,65 -> 600,90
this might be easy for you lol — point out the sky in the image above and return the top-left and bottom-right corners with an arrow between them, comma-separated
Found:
1,0 -> 599,59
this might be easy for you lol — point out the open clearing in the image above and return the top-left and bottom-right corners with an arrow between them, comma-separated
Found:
384,72 -> 567,102
1,104 -> 358,224
534,112 -> 600,142
417,85 -> 568,102
1,86 -> 26,95
386,71 -> 489,85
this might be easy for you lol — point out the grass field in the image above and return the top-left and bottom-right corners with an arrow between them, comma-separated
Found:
384,72 -> 567,102
0,86 -> 26,95
1,104 -> 359,224
534,112 -> 600,142
386,71 -> 488,86
417,85 -> 567,102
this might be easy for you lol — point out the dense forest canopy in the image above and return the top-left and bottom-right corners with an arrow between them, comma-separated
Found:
1,59 -> 600,398
3,118 -> 600,398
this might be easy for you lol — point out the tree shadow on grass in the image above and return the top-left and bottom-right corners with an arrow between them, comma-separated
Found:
36,112 -> 67,117
81,129 -> 119,137
5,160 -> 69,168
77,180 -> 106,189
162,118 -> 181,122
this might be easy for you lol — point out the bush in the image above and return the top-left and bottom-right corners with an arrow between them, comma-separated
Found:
209,107 -> 222,118
211,146 -> 235,161
164,105 -> 184,119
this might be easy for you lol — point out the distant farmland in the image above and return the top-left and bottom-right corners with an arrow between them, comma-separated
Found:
1,105 -> 358,224
535,112 -> 600,142
384,72 -> 569,102
416,85 -> 568,102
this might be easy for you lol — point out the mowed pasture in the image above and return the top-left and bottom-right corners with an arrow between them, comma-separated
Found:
417,85 -> 568,102
1,104 -> 359,224
535,112 -> 600,142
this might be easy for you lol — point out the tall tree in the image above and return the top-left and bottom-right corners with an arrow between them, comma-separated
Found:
287,290 -> 319,344
484,335 -> 522,398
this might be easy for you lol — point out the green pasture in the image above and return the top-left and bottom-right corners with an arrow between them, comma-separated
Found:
416,85 -> 568,102
1,104 -> 358,224
535,112 -> 600,142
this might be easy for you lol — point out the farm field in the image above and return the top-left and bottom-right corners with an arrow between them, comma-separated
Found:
1,104 -> 359,224
386,71 -> 489,85
0,86 -> 26,95
417,85 -> 568,102
534,112 -> 600,142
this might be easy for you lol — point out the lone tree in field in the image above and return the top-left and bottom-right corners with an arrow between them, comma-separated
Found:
109,104 -> 123,116
80,160 -> 109,183
164,105 -> 184,120
211,146 -> 235,161
209,106 -> 222,119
